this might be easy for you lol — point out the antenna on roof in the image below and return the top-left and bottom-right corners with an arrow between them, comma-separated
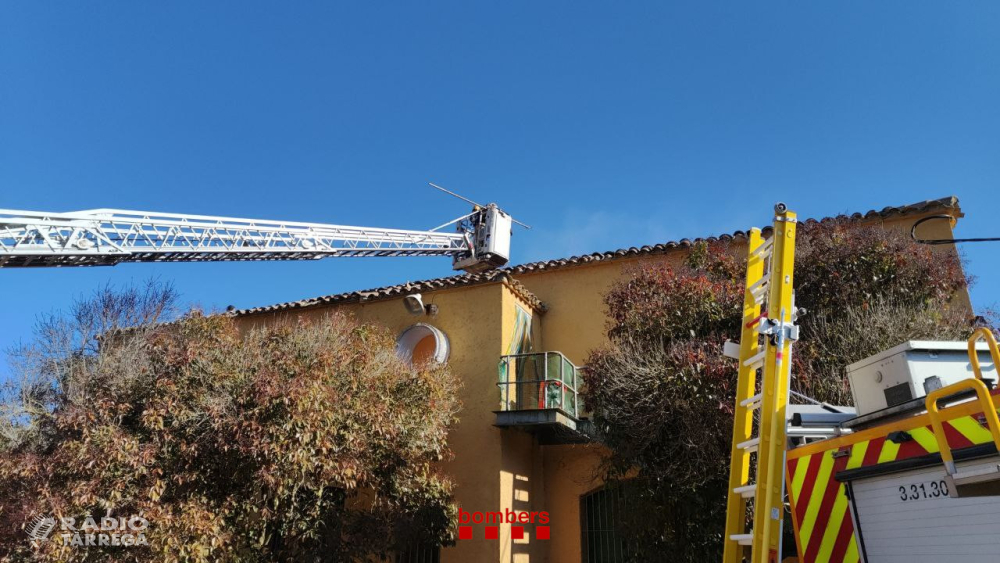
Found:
428,182 -> 532,230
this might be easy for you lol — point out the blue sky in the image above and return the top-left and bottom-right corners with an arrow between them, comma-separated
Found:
1,2 -> 998,358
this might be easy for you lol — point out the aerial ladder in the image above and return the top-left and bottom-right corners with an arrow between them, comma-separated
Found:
0,188 -> 515,272
723,203 -> 799,563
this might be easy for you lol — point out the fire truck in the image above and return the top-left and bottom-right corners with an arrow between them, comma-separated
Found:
722,205 -> 1000,563
784,333 -> 1000,563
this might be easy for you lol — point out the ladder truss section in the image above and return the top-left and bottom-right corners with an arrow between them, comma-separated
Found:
0,208 -> 470,267
722,205 -> 799,563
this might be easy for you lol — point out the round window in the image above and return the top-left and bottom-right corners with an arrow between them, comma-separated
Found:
396,324 -> 450,365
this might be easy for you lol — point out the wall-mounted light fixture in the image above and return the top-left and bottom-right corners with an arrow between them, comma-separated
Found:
403,294 -> 425,315
404,293 -> 439,316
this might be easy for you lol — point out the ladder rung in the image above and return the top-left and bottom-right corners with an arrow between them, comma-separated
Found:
739,393 -> 762,408
748,274 -> 770,298
734,484 -> 756,498
743,349 -> 766,369
723,339 -> 741,360
737,437 -> 760,453
750,238 -> 773,260
730,533 -> 754,546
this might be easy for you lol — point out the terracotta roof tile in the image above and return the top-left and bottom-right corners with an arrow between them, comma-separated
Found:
507,196 -> 960,275
232,270 -> 544,316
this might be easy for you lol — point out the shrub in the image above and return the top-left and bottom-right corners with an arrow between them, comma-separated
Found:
0,283 -> 460,562
584,220 -> 977,561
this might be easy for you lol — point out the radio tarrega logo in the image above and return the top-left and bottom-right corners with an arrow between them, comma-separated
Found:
25,514 -> 149,547
457,508 -> 550,541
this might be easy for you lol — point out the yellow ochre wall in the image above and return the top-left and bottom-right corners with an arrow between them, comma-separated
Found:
238,283 -> 510,563
498,286 -> 545,563
234,206 -> 968,563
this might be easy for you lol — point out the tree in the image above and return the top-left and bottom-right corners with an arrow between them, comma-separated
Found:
583,220 -> 979,562
0,282 -> 460,562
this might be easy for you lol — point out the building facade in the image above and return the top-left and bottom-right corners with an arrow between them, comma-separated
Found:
232,197 -> 967,563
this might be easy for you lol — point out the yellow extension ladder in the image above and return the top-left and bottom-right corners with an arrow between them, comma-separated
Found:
722,204 -> 799,563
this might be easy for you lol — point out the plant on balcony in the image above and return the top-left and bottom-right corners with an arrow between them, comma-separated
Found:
583,219 -> 981,562
0,281 -> 460,562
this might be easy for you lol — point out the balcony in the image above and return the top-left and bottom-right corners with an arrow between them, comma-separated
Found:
495,351 -> 594,444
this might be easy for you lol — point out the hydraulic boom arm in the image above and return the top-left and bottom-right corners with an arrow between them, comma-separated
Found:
0,204 -> 513,272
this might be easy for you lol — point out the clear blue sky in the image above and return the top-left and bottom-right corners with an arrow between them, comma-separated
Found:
2,2 -> 998,359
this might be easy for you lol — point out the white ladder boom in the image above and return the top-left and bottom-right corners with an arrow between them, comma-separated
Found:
0,206 -> 511,272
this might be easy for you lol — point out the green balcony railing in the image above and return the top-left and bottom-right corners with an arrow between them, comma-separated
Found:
498,351 -> 580,418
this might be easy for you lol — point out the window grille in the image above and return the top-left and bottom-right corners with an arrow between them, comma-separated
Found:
395,544 -> 440,563
581,486 -> 632,563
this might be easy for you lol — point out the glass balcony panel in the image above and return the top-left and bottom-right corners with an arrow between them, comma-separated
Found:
498,351 -> 580,418
564,386 -> 577,416
546,353 -> 562,382
495,351 -> 592,444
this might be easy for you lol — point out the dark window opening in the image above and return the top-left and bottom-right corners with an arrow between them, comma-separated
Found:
395,544 -> 440,563
581,486 -> 632,563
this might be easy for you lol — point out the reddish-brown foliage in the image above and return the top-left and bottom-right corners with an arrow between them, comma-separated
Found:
0,303 -> 459,562
584,222 -> 976,561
